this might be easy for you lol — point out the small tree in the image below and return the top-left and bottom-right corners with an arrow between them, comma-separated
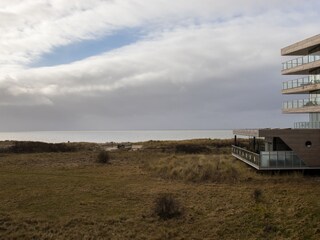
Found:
97,150 -> 110,164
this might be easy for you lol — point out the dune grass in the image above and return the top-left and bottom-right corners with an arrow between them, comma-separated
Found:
144,154 -> 243,183
0,140 -> 319,239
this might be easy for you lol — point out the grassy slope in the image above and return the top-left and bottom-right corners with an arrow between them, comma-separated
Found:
0,141 -> 319,239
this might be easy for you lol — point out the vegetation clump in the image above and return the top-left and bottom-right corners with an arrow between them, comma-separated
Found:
97,150 -> 110,164
253,188 -> 263,203
1,141 -> 76,153
153,193 -> 183,220
142,139 -> 233,154
146,155 -> 242,183
175,144 -> 211,154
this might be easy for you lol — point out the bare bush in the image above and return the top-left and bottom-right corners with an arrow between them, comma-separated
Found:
97,150 -> 110,164
154,193 -> 183,220
253,189 -> 263,203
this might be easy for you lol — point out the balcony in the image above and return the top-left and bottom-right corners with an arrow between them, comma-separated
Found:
282,54 -> 320,75
282,97 -> 320,113
232,146 -> 307,170
294,121 -> 320,129
231,145 -> 260,169
282,76 -> 320,94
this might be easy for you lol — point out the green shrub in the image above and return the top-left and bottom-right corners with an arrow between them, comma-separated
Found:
97,150 -> 110,164
154,193 -> 183,220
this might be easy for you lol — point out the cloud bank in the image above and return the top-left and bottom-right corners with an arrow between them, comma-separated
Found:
0,0 -> 319,131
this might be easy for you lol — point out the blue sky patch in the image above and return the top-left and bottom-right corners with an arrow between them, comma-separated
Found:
31,27 -> 143,67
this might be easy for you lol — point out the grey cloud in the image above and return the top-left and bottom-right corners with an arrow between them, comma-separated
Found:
0,1 -> 319,131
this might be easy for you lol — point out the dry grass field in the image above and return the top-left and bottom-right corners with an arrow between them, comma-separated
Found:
0,140 -> 319,239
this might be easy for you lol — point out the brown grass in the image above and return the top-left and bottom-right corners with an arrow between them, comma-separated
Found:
0,140 -> 319,239
144,154 -> 243,183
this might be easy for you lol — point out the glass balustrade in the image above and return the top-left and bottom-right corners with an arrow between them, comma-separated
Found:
282,54 -> 320,70
282,75 -> 320,90
232,146 -> 306,169
294,121 -> 320,129
260,151 -> 305,168
283,97 -> 320,110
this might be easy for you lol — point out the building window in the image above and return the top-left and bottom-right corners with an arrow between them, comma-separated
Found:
305,141 -> 312,148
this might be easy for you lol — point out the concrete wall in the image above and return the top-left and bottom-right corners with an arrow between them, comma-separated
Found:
260,129 -> 320,167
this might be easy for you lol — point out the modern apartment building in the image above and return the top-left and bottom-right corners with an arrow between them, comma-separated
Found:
232,34 -> 320,170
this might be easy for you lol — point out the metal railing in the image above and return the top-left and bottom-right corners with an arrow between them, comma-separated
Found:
232,145 -> 260,167
294,121 -> 320,129
283,75 -> 320,90
232,146 -> 306,169
283,97 -> 320,110
282,54 -> 320,70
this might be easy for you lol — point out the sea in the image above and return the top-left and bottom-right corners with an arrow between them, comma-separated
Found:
0,130 -> 233,143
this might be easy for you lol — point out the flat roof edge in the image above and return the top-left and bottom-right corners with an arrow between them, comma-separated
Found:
232,128 -> 317,137
233,129 -> 260,137
281,34 -> 320,56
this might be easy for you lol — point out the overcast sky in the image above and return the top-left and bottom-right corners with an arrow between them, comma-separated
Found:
0,0 -> 319,131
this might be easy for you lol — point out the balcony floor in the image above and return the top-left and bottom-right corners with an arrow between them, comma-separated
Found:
282,106 -> 320,113
282,83 -> 320,94
232,146 -> 319,170
282,60 -> 320,75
